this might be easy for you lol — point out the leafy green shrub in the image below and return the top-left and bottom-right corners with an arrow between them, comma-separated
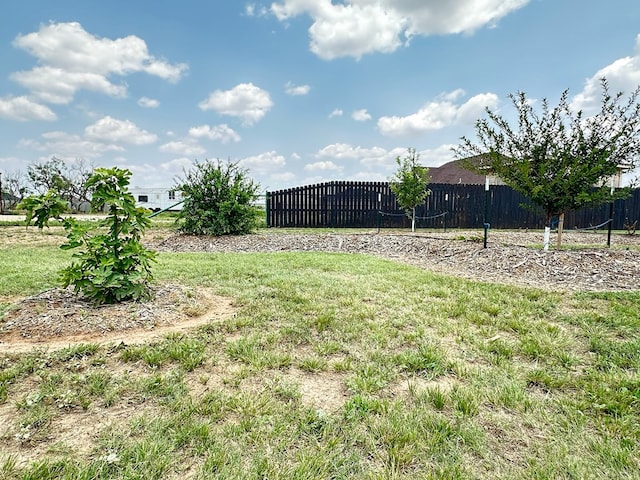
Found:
22,167 -> 155,304
175,159 -> 261,236
17,190 -> 68,229
60,168 -> 155,304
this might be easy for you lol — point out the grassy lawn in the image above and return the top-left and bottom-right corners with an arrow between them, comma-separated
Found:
0,228 -> 639,478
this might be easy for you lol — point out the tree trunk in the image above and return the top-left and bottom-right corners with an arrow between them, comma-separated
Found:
411,207 -> 415,232
556,213 -> 565,248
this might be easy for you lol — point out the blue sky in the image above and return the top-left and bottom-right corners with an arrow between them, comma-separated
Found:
1,0 -> 640,191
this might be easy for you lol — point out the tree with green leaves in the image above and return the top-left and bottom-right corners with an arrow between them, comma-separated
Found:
27,157 -> 94,212
21,167 -> 155,304
18,190 -> 68,230
28,157 -> 71,196
390,148 -> 431,232
1,170 -> 30,211
176,159 -> 262,236
456,79 -> 640,249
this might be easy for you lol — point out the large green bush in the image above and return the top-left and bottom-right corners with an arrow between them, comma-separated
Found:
176,159 -> 262,236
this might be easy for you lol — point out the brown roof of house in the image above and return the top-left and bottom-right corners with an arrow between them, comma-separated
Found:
426,159 -> 485,185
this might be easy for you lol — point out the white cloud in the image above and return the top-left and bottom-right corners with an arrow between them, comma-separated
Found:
455,93 -> 500,123
440,88 -> 466,102
304,160 -> 343,172
273,1 -> 405,60
19,131 -> 124,158
352,108 -> 371,121
128,157 -> 195,187
11,67 -> 127,104
285,81 -> 311,96
199,83 -> 273,126
270,171 -> 296,182
316,143 -> 405,168
0,95 -> 57,121
239,150 -> 286,175
571,33 -> 640,113
10,22 -> 187,104
138,96 -> 160,108
159,140 -> 206,156
270,0 -> 530,59
85,116 -> 158,145
377,91 -> 498,136
188,124 -> 241,143
416,144 -> 460,167
245,3 -> 269,17
349,171 -> 389,182
329,108 -> 343,118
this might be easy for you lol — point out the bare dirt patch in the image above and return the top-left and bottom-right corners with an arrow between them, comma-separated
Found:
0,284 -> 236,354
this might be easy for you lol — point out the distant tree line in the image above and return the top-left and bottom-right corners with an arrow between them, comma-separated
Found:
1,157 -> 94,212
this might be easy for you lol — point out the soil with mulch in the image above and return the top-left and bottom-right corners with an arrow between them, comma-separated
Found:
0,284 -> 235,352
152,230 -> 640,292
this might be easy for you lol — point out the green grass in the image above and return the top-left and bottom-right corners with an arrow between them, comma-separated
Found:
0,230 -> 639,479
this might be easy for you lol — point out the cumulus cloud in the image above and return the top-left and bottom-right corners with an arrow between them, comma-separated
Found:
304,160 -> 343,172
329,108 -> 343,118
352,109 -> 372,121
199,83 -> 273,126
239,150 -> 286,175
138,96 -> 160,108
11,67 -> 127,104
571,33 -> 640,113
315,143 -> 405,168
84,116 -> 158,145
128,157 -> 195,187
270,0 -> 530,59
19,130 -> 124,158
188,124 -> 241,143
285,81 -> 311,96
10,22 -> 187,104
377,90 -> 498,136
416,144 -> 460,167
0,95 -> 57,121
159,140 -> 206,156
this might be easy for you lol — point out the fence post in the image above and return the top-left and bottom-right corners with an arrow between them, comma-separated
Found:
607,196 -> 614,247
265,191 -> 270,227
484,177 -> 490,248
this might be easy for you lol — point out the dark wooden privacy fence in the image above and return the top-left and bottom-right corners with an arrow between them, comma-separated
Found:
266,181 -> 640,230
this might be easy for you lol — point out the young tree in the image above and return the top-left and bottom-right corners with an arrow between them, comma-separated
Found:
456,79 -> 640,250
21,167 -> 156,304
176,159 -> 262,236
390,148 -> 431,232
